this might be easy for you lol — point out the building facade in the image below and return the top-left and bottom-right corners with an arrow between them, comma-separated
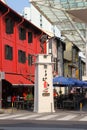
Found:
64,41 -> 80,79
0,1 -> 48,108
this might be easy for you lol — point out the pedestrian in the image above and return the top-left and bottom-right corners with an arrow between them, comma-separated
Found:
26,91 -> 33,101
26,91 -> 33,109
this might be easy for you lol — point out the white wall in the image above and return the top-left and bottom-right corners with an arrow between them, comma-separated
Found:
23,4 -> 61,38
23,7 -> 31,20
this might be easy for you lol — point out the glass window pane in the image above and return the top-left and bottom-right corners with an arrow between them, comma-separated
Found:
77,2 -> 84,7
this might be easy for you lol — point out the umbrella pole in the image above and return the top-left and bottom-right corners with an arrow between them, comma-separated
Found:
59,87 -> 62,95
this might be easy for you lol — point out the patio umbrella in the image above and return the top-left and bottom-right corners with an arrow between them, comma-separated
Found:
67,78 -> 84,87
53,76 -> 75,86
82,81 -> 87,87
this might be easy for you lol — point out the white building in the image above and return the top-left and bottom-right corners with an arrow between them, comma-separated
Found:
22,4 -> 61,37
1,0 -> 6,3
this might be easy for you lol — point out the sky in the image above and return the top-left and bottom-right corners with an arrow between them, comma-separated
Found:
5,0 -> 30,14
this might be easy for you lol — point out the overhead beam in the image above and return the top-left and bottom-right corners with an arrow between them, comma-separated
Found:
30,0 -> 86,46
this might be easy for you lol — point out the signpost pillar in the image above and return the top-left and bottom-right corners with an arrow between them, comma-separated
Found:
34,54 -> 55,113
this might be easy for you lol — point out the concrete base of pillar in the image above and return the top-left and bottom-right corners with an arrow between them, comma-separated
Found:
34,109 -> 55,113
0,109 -> 4,114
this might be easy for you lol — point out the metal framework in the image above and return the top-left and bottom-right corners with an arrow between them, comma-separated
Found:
30,0 -> 87,54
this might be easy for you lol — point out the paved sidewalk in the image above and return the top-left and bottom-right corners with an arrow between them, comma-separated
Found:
1,102 -> 87,115
0,108 -> 5,114
1,107 -> 87,115
0,108 -> 87,121
3,108 -> 34,114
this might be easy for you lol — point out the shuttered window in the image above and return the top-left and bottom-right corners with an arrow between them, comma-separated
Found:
19,27 -> 26,40
5,18 -> 14,34
18,50 -> 26,63
28,32 -> 33,43
5,45 -> 13,60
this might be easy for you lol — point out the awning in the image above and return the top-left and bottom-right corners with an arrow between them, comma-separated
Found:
2,79 -> 12,87
5,73 -> 34,86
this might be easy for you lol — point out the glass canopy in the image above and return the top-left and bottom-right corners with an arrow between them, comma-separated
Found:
30,0 -> 87,55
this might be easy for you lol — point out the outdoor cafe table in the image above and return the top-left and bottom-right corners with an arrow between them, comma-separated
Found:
14,100 -> 34,110
14,100 -> 25,109
63,99 -> 79,110
24,100 -> 34,109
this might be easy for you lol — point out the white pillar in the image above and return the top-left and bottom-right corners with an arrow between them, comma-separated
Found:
34,54 -> 55,113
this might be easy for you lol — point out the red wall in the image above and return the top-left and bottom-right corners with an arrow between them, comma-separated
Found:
0,3 -> 47,85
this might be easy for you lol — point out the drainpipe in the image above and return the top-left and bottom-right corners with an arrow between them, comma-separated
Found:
1,8 -> 10,17
17,18 -> 24,27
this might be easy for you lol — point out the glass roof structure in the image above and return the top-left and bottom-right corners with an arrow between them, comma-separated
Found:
30,0 -> 87,55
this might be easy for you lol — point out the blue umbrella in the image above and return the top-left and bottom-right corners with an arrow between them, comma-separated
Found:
82,81 -> 87,87
53,76 -> 75,86
67,78 -> 84,87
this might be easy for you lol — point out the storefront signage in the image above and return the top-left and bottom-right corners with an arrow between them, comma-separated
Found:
42,70 -> 50,96
42,93 -> 50,96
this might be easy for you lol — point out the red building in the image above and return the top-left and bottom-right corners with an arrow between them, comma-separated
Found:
0,1 -> 47,108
